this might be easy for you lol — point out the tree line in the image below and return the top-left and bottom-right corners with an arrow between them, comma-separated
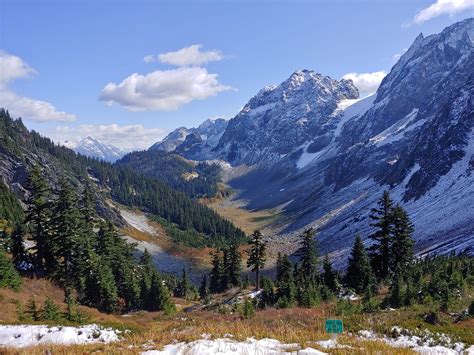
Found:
198,191 -> 473,314
0,109 -> 245,248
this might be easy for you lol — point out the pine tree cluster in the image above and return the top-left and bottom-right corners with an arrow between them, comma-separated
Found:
11,168 -> 175,314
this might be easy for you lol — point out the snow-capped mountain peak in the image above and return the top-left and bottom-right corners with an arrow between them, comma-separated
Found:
72,136 -> 126,163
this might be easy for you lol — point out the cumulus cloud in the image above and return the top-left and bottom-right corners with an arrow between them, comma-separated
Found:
0,51 -> 75,122
99,67 -> 232,111
413,0 -> 474,24
0,90 -> 76,122
50,124 -> 166,150
145,44 -> 223,66
0,50 -> 36,84
342,71 -> 387,96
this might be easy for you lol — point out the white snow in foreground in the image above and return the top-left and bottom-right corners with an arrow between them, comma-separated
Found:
0,324 -> 121,348
142,338 -> 326,355
358,328 -> 467,354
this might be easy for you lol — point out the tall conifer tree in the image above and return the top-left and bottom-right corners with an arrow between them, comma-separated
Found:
247,230 -> 266,290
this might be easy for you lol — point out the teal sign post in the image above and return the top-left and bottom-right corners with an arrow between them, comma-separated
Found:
325,319 -> 343,334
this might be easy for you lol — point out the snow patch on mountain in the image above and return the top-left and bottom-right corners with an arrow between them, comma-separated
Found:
69,136 -> 126,162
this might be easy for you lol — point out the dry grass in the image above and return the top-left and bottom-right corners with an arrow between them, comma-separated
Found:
202,193 -> 277,235
0,307 -> 417,354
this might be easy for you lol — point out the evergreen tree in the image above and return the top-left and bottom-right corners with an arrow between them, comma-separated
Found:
209,251 -> 224,293
42,297 -> 60,321
0,248 -> 22,291
49,179 -> 85,290
11,223 -> 27,270
83,252 -> 118,313
199,273 -> 210,303
27,296 -> 40,321
65,293 -> 77,322
24,166 -> 53,270
146,272 -> 175,313
80,182 -> 97,226
96,221 -> 141,310
387,275 -> 403,308
322,255 -> 337,293
259,277 -> 275,308
295,228 -> 320,307
296,228 -> 318,283
390,205 -> 414,277
139,249 -> 156,303
368,190 -> 394,280
275,254 -> 296,308
345,235 -> 374,294
175,268 -> 192,299
247,230 -> 266,290
223,240 -> 242,288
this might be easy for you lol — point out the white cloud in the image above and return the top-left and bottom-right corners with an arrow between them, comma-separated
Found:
99,67 -> 232,111
0,90 -> 76,122
413,0 -> 474,24
0,51 -> 75,122
0,50 -> 36,84
50,124 -> 166,150
145,44 -> 223,66
342,71 -> 387,95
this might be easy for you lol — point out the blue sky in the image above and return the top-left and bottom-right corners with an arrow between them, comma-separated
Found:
1,0 -> 473,150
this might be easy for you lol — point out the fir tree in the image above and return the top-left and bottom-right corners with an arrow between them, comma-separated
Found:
295,228 -> 320,307
139,249 -> 156,303
199,273 -> 210,303
322,255 -> 337,293
368,190 -> 394,280
260,277 -> 275,308
345,235 -> 374,294
176,268 -> 192,299
209,251 -> 224,293
49,179 -> 85,290
42,297 -> 60,321
390,205 -> 414,277
147,273 -> 175,313
247,230 -> 266,290
83,252 -> 118,313
275,254 -> 296,308
11,223 -> 27,271
0,248 -> 22,291
223,240 -> 242,288
27,296 -> 40,321
296,228 -> 318,283
25,166 -> 53,270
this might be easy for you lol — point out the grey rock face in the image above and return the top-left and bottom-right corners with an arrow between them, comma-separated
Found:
150,118 -> 228,160
214,19 -> 474,260
214,70 -> 359,165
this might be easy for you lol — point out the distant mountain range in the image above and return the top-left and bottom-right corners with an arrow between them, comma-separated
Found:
64,136 -> 126,163
150,118 -> 228,160
149,18 -> 474,259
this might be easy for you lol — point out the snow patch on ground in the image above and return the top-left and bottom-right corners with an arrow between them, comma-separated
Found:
358,327 -> 467,354
120,209 -> 157,235
141,338 -> 327,355
0,324 -> 121,348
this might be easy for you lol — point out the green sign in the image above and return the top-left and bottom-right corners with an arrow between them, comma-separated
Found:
325,319 -> 343,334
